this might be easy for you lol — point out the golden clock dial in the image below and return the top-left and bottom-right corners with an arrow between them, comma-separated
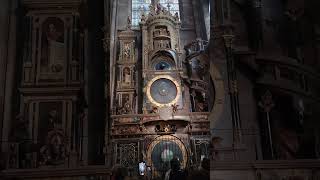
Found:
150,78 -> 177,104
146,75 -> 181,107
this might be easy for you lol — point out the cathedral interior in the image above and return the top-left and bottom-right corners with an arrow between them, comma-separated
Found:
0,0 -> 320,179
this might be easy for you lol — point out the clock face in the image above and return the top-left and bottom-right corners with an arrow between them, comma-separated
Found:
146,75 -> 180,107
150,78 -> 177,104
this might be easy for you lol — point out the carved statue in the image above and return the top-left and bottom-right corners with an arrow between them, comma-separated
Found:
277,128 -> 299,160
174,12 -> 179,21
155,122 -> 176,133
297,99 -> 304,125
40,18 -> 65,76
141,12 -> 146,22
13,114 -> 29,140
48,110 -> 60,130
123,43 -> 130,59
40,130 -> 67,166
156,3 -> 162,13
258,91 -> 275,112
150,106 -> 158,114
165,40 -> 170,48
164,124 -> 170,132
8,144 -> 18,168
127,16 -> 132,29
283,4 -> 304,61
118,95 -> 132,114
196,101 -> 205,112
171,103 -> 179,114
123,67 -> 131,83
149,4 -> 155,16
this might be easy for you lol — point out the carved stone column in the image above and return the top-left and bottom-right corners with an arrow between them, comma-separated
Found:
222,24 -> 242,145
1,0 -> 18,154
0,0 -> 11,152
211,0 -> 244,159
103,22 -> 113,168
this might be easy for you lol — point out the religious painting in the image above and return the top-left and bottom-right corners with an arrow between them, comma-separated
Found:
147,135 -> 187,178
40,17 -> 65,80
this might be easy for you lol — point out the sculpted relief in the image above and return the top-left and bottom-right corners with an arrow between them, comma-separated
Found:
38,102 -> 68,166
40,17 -> 65,80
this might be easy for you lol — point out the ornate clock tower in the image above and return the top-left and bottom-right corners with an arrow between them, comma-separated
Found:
108,2 -> 211,178
140,4 -> 188,120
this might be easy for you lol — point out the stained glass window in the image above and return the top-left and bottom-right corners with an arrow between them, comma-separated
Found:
132,0 -> 180,26
132,0 -> 151,27
159,0 -> 180,19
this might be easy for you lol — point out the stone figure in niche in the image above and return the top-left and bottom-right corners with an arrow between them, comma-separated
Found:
163,124 -> 170,132
196,101 -> 205,112
159,40 -> 164,48
191,91 -> 207,112
118,95 -> 132,114
282,3 -> 305,61
160,28 -> 166,36
149,4 -> 155,16
123,96 -> 132,113
123,67 -> 131,83
165,40 -> 170,48
123,43 -> 131,59
174,12 -> 179,21
40,130 -> 66,166
8,144 -> 18,168
150,106 -> 158,114
156,2 -> 163,13
12,114 -> 29,140
258,91 -> 275,112
190,59 -> 201,80
297,99 -> 304,126
23,152 -> 33,169
277,128 -> 299,160
48,110 -> 60,130
141,12 -> 146,22
155,122 -> 176,133
127,16 -> 132,29
38,102 -> 63,142
41,17 -> 65,75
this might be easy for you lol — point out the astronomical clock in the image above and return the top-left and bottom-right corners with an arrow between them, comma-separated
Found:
109,2 -> 212,178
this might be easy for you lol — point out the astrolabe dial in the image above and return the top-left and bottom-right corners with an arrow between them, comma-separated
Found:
146,75 -> 181,107
150,78 -> 177,104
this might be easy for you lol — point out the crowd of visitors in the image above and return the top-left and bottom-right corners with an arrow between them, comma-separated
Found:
111,157 -> 210,180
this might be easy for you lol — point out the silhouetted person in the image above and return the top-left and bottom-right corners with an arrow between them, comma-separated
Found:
164,157 -> 187,180
187,158 -> 210,180
112,166 -> 128,180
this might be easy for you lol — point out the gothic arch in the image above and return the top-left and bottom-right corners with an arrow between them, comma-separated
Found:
150,49 -> 178,68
